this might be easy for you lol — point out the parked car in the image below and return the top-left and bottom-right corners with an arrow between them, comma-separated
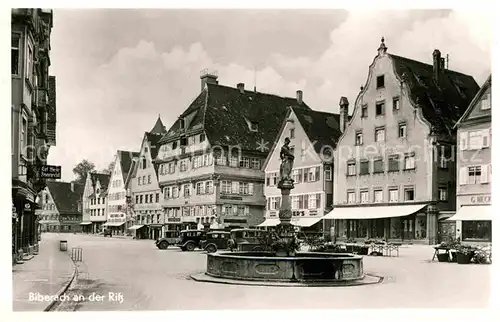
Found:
103,229 -> 112,237
228,228 -> 273,251
176,230 -> 207,251
200,231 -> 231,253
155,230 -> 181,250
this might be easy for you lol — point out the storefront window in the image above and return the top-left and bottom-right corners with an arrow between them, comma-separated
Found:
463,221 -> 492,241
390,217 -> 401,239
415,215 -> 427,239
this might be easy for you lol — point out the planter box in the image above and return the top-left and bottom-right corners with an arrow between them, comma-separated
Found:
357,246 -> 369,255
437,253 -> 450,262
457,252 -> 473,264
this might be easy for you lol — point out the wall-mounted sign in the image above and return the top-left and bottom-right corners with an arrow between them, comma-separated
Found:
220,195 -> 243,200
24,203 -> 31,211
470,195 -> 491,204
39,165 -> 62,179
168,217 -> 181,222
223,218 -> 247,223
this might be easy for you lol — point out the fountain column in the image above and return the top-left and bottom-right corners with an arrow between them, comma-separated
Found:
275,174 -> 296,256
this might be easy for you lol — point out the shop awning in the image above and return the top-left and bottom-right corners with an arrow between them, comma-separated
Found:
103,222 -> 125,227
445,205 -> 492,221
257,218 -> 280,227
79,222 -> 92,225
149,224 -> 164,228
128,225 -> 144,230
257,217 -> 323,227
322,204 -> 428,220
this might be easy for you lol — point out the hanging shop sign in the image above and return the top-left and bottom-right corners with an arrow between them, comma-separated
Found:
39,165 -> 62,179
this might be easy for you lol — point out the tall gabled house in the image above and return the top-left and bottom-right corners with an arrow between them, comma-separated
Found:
40,181 -> 84,233
156,71 -> 312,230
327,38 -> 479,245
104,150 -> 139,235
127,116 -> 167,239
261,106 -> 342,233
82,172 -> 110,233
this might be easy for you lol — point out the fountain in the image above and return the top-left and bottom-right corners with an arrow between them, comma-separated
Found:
191,138 -> 381,286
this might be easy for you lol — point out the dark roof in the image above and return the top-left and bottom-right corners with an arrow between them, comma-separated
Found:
118,150 -> 139,181
159,83 -> 312,152
47,76 -> 56,145
46,181 -> 84,214
145,132 -> 164,160
389,54 -> 479,136
150,116 -> 167,134
124,159 -> 138,190
89,172 -> 110,191
292,107 -> 342,152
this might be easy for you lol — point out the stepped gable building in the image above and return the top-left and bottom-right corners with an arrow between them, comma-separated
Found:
326,38 -> 479,245
127,116 -> 167,239
156,70 -> 312,230
261,106 -> 343,233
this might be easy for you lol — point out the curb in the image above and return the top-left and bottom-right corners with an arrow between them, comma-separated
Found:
43,263 -> 78,312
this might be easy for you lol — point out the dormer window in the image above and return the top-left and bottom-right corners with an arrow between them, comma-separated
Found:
250,121 -> 258,132
180,118 -> 185,129
180,137 -> 187,146
172,141 -> 178,149
200,133 -> 206,142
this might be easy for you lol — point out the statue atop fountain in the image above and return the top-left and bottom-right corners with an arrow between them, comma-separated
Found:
275,137 -> 297,256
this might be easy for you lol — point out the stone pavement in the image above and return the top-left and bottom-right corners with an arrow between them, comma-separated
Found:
12,233 -> 75,311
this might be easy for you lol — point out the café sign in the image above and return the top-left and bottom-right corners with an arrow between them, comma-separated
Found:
40,165 -> 62,179
470,195 -> 491,204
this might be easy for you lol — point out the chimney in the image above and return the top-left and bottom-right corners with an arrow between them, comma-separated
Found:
200,69 -> 219,91
433,49 -> 441,82
339,97 -> 349,133
70,182 -> 74,192
296,90 -> 303,105
237,83 -> 245,94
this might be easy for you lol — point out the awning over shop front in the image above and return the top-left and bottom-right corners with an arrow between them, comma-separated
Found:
257,217 -> 323,227
322,204 -> 428,220
445,205 -> 492,221
79,222 -> 92,225
149,224 -> 164,228
103,222 -> 125,227
128,225 -> 144,230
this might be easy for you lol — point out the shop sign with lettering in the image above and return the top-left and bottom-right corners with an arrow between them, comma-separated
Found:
470,195 -> 491,204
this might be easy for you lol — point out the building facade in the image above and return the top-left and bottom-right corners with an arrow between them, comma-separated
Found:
82,172 -> 110,233
450,75 -> 492,244
156,71 -> 312,230
104,150 -> 139,235
11,9 -> 56,263
128,117 -> 167,239
41,181 -> 84,232
327,39 -> 479,245
261,106 -> 341,233
38,183 -> 59,232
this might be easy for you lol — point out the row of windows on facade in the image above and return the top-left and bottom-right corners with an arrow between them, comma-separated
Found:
266,166 -> 323,186
355,122 -> 407,146
162,180 -> 256,199
267,193 -> 323,211
90,197 -> 106,205
336,216 -> 428,240
111,179 -> 122,188
43,204 -> 55,211
137,174 -> 152,186
11,33 -> 35,83
163,205 -> 217,218
135,192 -> 160,204
459,128 -> 491,151
458,164 -> 492,185
360,96 -> 401,119
344,185 -> 449,204
90,209 -> 104,216
160,133 -> 207,152
159,154 -> 262,175
40,215 -> 79,221
107,205 -> 125,213
108,192 -> 126,201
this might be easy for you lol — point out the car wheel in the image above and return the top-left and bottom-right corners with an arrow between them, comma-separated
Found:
186,242 -> 195,251
206,244 -> 217,253
159,241 -> 168,250
252,246 -> 264,252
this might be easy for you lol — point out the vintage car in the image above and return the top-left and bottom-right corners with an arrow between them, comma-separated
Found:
155,230 -> 181,250
176,229 -> 207,251
227,228 -> 273,251
200,231 -> 231,253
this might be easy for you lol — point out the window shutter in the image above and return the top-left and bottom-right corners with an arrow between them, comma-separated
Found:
482,129 -> 491,148
459,131 -> 468,150
316,193 -> 321,208
459,167 -> 468,185
248,183 -> 254,195
244,206 -> 249,214
267,198 -> 270,210
232,181 -> 238,194
480,165 -> 489,183
277,197 -> 281,208
299,169 -> 303,183
315,166 -> 320,181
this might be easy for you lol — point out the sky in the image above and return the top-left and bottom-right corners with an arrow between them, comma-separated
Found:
47,9 -> 492,182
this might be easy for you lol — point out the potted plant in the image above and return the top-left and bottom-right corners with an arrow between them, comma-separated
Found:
456,245 -> 475,264
472,248 -> 491,264
436,252 -> 450,262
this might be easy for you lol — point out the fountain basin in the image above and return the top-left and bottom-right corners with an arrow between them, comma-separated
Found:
205,252 -> 364,283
